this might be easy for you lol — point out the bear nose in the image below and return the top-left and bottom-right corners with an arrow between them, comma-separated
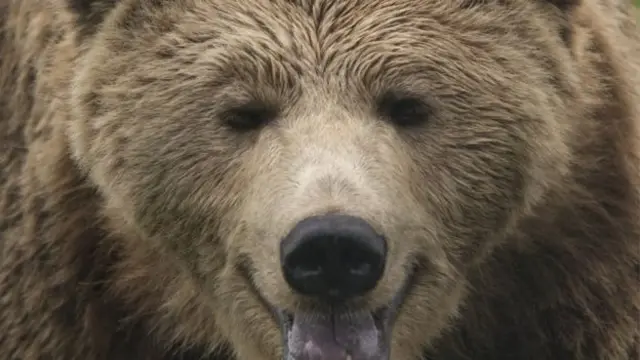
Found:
280,214 -> 387,302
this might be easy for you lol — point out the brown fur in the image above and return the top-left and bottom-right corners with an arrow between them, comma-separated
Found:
1,0 -> 639,359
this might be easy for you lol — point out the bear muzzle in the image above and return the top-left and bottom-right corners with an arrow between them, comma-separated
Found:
274,214 -> 413,360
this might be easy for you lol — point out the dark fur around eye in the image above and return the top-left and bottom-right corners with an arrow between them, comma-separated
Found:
378,92 -> 432,127
222,102 -> 278,132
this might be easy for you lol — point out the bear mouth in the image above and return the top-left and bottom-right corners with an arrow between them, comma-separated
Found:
273,271 -> 415,360
238,258 -> 416,360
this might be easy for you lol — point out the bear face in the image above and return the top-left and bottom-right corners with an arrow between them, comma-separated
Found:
59,0 -> 632,359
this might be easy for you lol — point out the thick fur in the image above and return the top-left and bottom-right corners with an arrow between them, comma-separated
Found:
1,0 -> 639,359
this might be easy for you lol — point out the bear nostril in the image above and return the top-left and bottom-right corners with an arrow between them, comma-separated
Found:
280,214 -> 387,302
342,249 -> 373,277
287,245 -> 325,279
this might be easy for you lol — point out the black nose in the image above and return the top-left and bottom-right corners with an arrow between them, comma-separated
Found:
280,214 -> 387,301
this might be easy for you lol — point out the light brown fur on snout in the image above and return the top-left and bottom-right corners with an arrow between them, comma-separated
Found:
1,0 -> 639,359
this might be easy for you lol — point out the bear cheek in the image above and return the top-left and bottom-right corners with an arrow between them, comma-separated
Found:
401,123 -> 529,267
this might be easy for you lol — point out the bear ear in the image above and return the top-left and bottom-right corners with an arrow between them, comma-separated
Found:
66,0 -> 119,31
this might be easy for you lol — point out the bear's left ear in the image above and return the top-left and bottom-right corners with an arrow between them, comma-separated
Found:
66,0 -> 119,34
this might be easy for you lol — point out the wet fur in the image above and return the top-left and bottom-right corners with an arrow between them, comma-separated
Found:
1,0 -> 639,359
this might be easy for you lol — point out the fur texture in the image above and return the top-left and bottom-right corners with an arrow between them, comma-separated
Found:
1,0 -> 639,359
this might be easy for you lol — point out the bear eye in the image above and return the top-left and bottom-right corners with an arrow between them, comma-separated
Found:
378,92 -> 432,127
222,102 -> 277,132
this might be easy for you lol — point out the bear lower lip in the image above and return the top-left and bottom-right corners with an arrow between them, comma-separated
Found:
278,307 -> 391,360
276,271 -> 414,360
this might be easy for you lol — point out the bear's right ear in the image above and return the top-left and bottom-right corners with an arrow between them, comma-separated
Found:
66,0 -> 119,33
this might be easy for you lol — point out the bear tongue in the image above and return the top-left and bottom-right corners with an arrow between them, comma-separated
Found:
286,311 -> 385,360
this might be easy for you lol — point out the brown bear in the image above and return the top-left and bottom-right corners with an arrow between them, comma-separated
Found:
1,0 -> 639,359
